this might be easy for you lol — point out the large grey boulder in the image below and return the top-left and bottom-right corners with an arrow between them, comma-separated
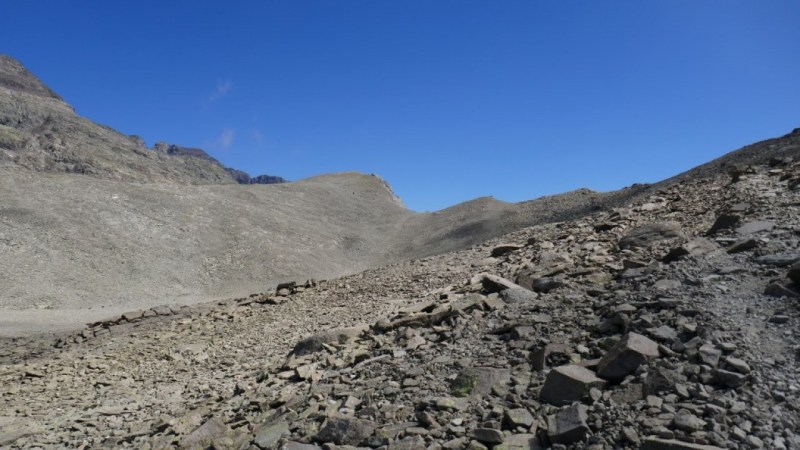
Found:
540,365 -> 606,405
597,332 -> 659,381
547,404 -> 589,445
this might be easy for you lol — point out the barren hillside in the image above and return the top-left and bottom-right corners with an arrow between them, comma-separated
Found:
1,53 -> 799,335
1,141 -> 799,450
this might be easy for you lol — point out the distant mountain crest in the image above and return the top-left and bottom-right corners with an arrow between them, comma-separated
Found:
0,55 -> 284,185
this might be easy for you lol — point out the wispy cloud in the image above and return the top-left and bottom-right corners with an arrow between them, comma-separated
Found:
208,80 -> 232,103
214,128 -> 236,151
251,128 -> 264,143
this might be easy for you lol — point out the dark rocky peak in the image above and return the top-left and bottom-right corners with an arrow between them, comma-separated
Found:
225,167 -> 287,184
0,55 -> 64,101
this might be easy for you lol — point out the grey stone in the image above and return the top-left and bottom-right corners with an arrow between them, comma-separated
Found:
291,326 -> 367,356
0,428 -> 39,447
491,244 -> 524,257
500,288 -> 539,304
724,357 -> 751,374
706,213 -> 741,235
282,443 -> 322,450
531,343 -> 573,371
647,325 -> 678,343
619,222 -> 683,249
504,408 -> 535,429
494,434 -> 545,450
477,273 -> 528,293
179,417 -> 230,450
451,367 -> 511,398
314,417 -> 377,446
736,220 -> 775,235
121,310 -> 144,322
672,410 -> 705,432
540,365 -> 606,405
790,261 -> 800,285
764,283 -> 799,298
547,404 -> 589,445
254,420 -> 290,449
662,238 -> 718,263
470,428 -> 504,444
713,369 -> 747,388
754,254 -> 800,267
698,344 -> 722,367
642,437 -> 725,450
727,238 -> 759,253
388,436 -> 427,450
531,277 -> 566,293
609,382 -> 644,403
597,332 -> 659,381
151,305 -> 174,316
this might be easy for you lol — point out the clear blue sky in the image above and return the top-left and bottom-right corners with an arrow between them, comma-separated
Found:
3,1 -> 799,211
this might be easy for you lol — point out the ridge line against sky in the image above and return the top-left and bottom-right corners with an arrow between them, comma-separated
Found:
2,1 -> 799,211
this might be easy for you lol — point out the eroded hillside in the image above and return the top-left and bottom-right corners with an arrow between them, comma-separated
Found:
1,148 -> 798,450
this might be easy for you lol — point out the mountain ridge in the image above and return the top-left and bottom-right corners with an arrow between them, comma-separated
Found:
0,55 -> 284,185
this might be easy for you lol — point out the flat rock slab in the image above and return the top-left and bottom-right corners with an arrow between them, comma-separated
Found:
540,364 -> 606,405
642,437 -> 725,450
491,244 -> 524,257
736,220 -> 775,235
597,332 -> 659,381
755,254 -> 800,267
619,222 -> 683,249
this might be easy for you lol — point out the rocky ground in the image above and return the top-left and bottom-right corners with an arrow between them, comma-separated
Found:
1,157 -> 799,449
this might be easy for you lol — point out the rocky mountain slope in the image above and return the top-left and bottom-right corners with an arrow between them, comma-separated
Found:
0,55 -> 282,185
1,144 -> 798,450
3,56 -> 799,338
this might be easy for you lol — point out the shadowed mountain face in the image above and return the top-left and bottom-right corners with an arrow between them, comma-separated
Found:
0,55 -> 282,185
0,55 -> 798,335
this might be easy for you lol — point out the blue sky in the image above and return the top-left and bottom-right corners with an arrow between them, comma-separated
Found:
3,1 -> 799,211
